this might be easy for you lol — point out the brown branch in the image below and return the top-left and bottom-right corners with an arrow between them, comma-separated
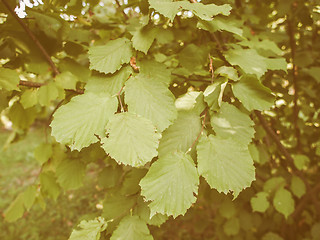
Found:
115,0 -> 128,20
19,80 -> 44,88
1,0 -> 60,76
189,0 -> 197,3
19,80 -> 84,94
255,110 -> 320,216
287,18 -> 300,148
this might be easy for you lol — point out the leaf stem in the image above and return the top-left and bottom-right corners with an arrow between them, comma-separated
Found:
117,85 -> 125,112
186,110 -> 207,153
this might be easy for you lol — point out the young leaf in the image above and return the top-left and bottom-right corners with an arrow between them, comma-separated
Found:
69,217 -> 107,240
140,151 -> 199,218
50,92 -> 117,151
88,38 -> 132,74
290,176 -> 306,198
197,135 -> 255,198
4,193 -> 25,222
232,75 -> 275,111
273,188 -> 295,219
101,112 -> 161,167
250,192 -> 270,213
0,68 -> 20,91
110,216 -> 153,240
124,74 -> 177,132
211,102 -> 255,145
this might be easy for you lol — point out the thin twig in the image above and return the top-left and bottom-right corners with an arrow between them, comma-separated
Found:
255,110 -> 320,216
1,0 -> 60,76
19,80 -> 84,94
287,18 -> 300,149
187,110 -> 207,153
115,0 -> 128,20
19,80 -> 44,88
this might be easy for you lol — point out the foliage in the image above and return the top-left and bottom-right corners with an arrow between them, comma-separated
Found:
1,0 -> 320,239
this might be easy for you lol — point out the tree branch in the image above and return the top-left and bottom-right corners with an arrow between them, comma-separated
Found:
19,80 -> 84,94
255,110 -> 320,216
115,0 -> 128,20
287,18 -> 300,148
1,0 -> 60,76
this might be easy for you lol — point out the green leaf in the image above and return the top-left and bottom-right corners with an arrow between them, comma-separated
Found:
293,154 -> 309,170
158,111 -> 201,157
239,39 -> 284,55
98,166 -> 122,189
69,217 -> 107,240
20,89 -> 38,109
175,91 -> 206,115
148,0 -> 182,21
223,217 -> 240,236
34,143 -> 53,164
110,216 -> 153,240
56,159 -> 86,190
197,135 -> 255,197
304,67 -> 320,83
55,71 -> 78,89
135,198 -> 168,226
250,192 -> 270,213
40,171 -> 61,200
38,82 -> 60,107
197,18 -> 243,37
290,176 -> 306,198
120,169 -> 148,195
178,44 -> 208,72
211,102 -> 255,145
22,185 -> 37,211
185,2 -> 231,21
262,232 -> 284,240
132,26 -> 158,54
140,151 -> 199,218
225,49 -> 267,78
102,193 -> 136,221
214,66 -> 239,81
8,103 -> 37,129
85,66 -> 132,95
232,75 -> 275,111
148,0 -> 231,21
124,74 -> 177,132
89,38 -> 132,74
265,58 -> 287,72
101,112 -> 161,167
139,60 -> 171,86
29,11 -> 62,38
263,177 -> 286,193
0,68 -> 20,91
50,92 -> 117,151
4,193 -> 25,222
218,199 -> 236,219
273,188 -> 294,219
